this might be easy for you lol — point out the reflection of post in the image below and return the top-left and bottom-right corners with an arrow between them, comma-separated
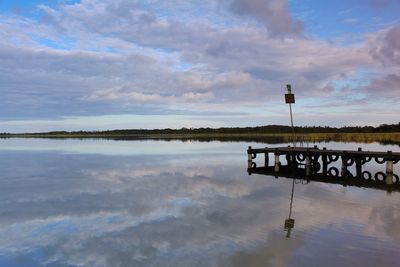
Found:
386,155 -> 393,185
275,153 -> 280,172
284,179 -> 295,238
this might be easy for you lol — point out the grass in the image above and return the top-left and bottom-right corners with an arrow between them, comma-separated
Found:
2,132 -> 400,145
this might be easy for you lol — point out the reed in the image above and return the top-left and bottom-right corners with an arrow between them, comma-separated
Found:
2,132 -> 400,145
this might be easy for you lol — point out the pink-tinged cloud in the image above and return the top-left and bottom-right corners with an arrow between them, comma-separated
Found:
370,26 -> 400,66
220,0 -> 303,37
364,74 -> 400,98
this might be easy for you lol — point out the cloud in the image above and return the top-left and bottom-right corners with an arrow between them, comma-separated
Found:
0,0 -> 399,127
368,0 -> 400,11
364,26 -> 400,100
343,18 -> 358,24
370,26 -> 400,66
86,88 -> 214,103
220,0 -> 303,37
363,73 -> 400,98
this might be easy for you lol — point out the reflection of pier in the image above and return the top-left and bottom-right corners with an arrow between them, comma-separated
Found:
247,146 -> 400,191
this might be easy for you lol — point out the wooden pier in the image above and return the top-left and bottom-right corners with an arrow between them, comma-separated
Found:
247,146 -> 400,190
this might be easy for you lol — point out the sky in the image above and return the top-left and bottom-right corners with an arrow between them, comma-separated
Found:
0,0 -> 399,132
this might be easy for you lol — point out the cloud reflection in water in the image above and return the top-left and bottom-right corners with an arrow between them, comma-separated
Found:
0,140 -> 400,266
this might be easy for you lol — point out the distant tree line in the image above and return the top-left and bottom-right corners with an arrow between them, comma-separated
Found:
1,122 -> 399,136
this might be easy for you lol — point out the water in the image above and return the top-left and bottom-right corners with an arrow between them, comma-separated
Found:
0,139 -> 399,267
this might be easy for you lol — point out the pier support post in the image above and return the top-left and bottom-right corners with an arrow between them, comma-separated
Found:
248,146 -> 252,169
341,155 -> 348,177
286,154 -> 292,167
274,153 -> 280,172
322,148 -> 328,174
305,155 -> 311,176
290,154 -> 297,168
265,151 -> 269,167
355,158 -> 362,178
355,148 -> 362,178
386,160 -> 394,185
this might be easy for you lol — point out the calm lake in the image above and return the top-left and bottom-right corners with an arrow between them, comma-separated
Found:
0,139 -> 399,267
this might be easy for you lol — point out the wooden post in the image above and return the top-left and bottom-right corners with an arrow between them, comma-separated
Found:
286,149 -> 292,167
356,148 -> 362,178
285,84 -> 296,146
322,148 -> 328,174
291,154 -> 297,168
248,146 -> 252,169
386,160 -> 393,185
265,151 -> 269,167
355,158 -> 362,178
341,155 -> 347,177
275,153 -> 280,172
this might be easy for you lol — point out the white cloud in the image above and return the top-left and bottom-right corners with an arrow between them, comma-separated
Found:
86,88 -> 214,103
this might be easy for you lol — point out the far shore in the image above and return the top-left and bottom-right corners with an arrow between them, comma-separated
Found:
1,132 -> 400,145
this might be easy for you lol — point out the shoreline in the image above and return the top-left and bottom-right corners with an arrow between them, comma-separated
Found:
1,132 -> 400,145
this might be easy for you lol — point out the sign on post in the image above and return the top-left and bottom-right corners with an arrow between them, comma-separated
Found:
285,93 -> 295,104
285,84 -> 295,104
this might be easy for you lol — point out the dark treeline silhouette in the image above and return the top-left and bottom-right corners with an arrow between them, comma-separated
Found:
1,122 -> 400,136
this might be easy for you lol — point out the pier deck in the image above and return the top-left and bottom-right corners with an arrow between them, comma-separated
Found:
248,146 -> 400,159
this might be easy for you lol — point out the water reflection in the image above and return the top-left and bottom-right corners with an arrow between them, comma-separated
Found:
248,165 -> 400,192
284,179 -> 295,238
0,140 -> 400,267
